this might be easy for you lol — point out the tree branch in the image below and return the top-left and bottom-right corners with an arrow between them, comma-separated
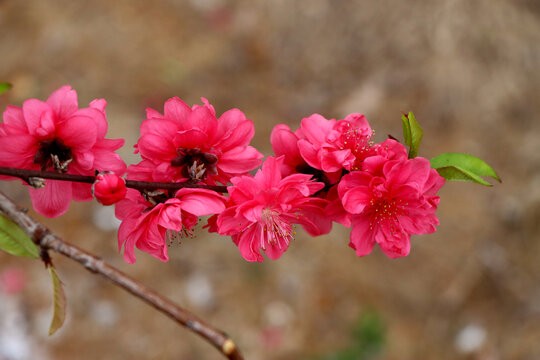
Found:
0,167 -> 228,193
0,190 -> 243,360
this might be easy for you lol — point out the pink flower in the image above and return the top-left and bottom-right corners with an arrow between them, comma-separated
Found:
0,86 -> 126,217
338,157 -> 445,258
92,172 -> 127,205
363,138 -> 409,175
216,156 -> 331,262
131,97 -> 263,184
327,139 -> 410,227
297,113 -> 374,175
271,113 -> 375,185
115,188 -> 226,263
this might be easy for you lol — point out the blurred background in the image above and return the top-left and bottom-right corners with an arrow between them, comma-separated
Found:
0,0 -> 538,359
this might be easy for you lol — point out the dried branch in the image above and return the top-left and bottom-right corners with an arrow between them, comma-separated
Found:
0,191 -> 243,360
0,167 -> 228,193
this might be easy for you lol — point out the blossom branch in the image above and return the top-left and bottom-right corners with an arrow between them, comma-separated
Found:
0,166 -> 228,193
0,190 -> 243,360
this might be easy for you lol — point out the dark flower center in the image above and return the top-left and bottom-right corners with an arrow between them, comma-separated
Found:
171,147 -> 218,182
33,138 -> 73,172
295,164 -> 334,194
142,190 -> 170,209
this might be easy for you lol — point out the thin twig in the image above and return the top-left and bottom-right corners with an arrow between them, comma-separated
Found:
0,191 -> 243,360
0,167 -> 228,193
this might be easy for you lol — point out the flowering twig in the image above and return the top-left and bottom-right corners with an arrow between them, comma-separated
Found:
0,167 -> 228,193
0,190 -> 243,360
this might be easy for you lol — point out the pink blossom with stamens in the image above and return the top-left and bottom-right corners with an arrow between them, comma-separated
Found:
271,113 -> 375,185
326,138 -> 410,227
297,113 -> 374,174
216,156 -> 331,262
131,97 -> 263,184
0,86 -> 126,217
338,157 -> 445,258
115,188 -> 226,263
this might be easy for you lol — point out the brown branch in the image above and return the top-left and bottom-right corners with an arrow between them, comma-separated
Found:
0,167 -> 228,193
0,191 -> 243,360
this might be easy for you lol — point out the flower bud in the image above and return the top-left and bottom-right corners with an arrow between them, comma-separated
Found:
92,172 -> 127,205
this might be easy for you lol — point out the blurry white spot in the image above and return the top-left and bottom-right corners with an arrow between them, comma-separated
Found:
0,293 -> 47,359
263,301 -> 294,327
92,206 -> 121,231
455,324 -> 487,353
91,301 -> 119,327
185,273 -> 214,309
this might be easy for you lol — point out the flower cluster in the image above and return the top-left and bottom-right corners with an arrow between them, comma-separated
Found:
0,86 -> 126,217
271,114 -> 444,259
116,97 -> 263,262
0,86 -> 446,263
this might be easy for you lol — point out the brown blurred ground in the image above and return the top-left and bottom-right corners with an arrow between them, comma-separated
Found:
0,0 -> 539,359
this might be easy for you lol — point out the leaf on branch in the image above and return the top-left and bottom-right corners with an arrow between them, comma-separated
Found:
0,214 -> 39,258
0,82 -> 12,95
430,152 -> 501,186
48,267 -> 67,336
401,111 -> 423,158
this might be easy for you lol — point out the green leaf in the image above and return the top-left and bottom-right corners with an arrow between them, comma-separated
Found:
0,215 -> 39,258
401,113 -> 412,145
430,152 -> 501,186
48,267 -> 67,336
0,82 -> 12,95
401,111 -> 423,158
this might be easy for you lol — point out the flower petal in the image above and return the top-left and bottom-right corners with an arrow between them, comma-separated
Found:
271,124 -> 302,161
22,99 -> 51,135
71,182 -> 93,201
0,135 -> 38,168
72,107 -> 107,139
46,86 -> 78,119
176,188 -> 226,216
297,139 -> 322,170
216,207 -> 244,235
349,215 -> 376,257
300,114 -> 334,145
254,156 -> 283,189
164,97 -> 191,124
173,128 -> 209,149
2,106 -> 27,134
146,107 -> 164,120
138,133 -> 177,161
141,118 -> 180,142
235,225 -> 265,262
341,187 -> 371,214
28,179 -> 72,218
214,109 -> 254,150
219,146 -> 263,174
185,105 -> 218,137
57,115 -> 98,150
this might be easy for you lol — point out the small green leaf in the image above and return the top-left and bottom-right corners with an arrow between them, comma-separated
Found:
0,82 -> 12,95
49,267 -> 67,336
0,215 -> 39,258
430,152 -> 501,186
401,111 -> 423,158
401,114 -> 412,145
